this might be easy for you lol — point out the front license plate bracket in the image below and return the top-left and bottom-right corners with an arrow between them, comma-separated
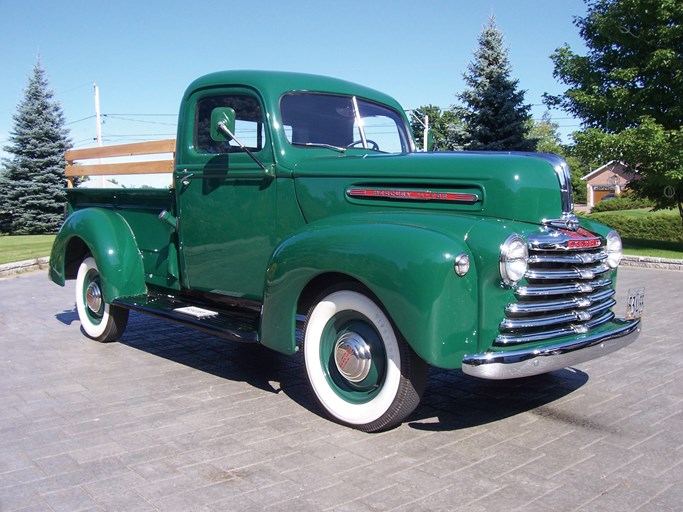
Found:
625,287 -> 645,320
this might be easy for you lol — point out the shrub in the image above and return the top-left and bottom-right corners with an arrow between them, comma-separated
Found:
590,196 -> 655,213
590,210 -> 683,243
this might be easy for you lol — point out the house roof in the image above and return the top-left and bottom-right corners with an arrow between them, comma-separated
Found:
582,161 -> 626,181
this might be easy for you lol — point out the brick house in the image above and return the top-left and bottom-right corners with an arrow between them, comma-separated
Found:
582,161 -> 639,208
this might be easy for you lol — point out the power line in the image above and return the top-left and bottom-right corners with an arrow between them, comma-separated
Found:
66,115 -> 96,126
101,133 -> 176,138
104,114 -> 177,126
106,113 -> 176,117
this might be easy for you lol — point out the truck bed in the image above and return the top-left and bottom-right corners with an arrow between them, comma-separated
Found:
67,187 -> 179,290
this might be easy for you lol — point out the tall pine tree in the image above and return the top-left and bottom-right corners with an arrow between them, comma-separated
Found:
0,60 -> 71,234
455,16 -> 535,151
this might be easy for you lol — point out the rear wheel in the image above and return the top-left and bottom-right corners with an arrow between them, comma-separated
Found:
75,256 -> 129,342
302,288 -> 427,432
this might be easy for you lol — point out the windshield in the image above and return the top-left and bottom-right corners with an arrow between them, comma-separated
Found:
280,93 -> 412,153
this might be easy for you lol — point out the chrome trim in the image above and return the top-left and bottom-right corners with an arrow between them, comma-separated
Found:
463,319 -> 641,380
506,288 -> 615,315
528,227 -> 602,252
454,253 -> 470,277
517,153 -> 575,217
86,281 -> 103,313
516,278 -> 612,297
496,311 -> 615,345
499,233 -> 528,286
525,262 -> 611,281
496,228 -> 618,348
543,213 -> 580,231
499,300 -> 615,330
334,332 -> 372,383
528,252 -> 608,265
501,310 -> 591,330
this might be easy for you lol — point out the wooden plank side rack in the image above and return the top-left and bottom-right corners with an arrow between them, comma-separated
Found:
64,139 -> 176,188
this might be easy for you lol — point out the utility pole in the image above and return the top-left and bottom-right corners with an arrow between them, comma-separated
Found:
93,83 -> 104,186
409,111 -> 430,152
423,115 -> 429,152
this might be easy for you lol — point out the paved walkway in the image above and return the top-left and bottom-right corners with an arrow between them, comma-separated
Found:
0,268 -> 681,511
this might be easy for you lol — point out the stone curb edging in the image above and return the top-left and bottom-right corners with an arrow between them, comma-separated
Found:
0,257 -> 50,278
1,254 -> 681,278
620,254 -> 683,271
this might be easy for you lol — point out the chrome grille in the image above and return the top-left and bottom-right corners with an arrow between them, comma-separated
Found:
496,234 -> 616,346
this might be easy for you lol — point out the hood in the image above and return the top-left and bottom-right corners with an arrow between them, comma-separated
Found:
292,151 -> 574,227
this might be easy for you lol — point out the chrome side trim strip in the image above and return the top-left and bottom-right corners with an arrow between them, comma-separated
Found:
463,319 -> 641,380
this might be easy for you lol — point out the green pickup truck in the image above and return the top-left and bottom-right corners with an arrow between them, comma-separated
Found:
49,70 -> 643,432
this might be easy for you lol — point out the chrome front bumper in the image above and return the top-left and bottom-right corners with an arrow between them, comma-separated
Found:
461,319 -> 641,380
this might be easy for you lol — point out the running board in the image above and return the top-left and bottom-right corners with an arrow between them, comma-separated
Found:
114,292 -> 260,343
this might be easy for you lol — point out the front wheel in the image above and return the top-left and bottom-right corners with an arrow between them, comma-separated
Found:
302,288 -> 427,432
75,256 -> 129,342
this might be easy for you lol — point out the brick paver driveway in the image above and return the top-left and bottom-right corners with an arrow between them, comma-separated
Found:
0,267 -> 680,511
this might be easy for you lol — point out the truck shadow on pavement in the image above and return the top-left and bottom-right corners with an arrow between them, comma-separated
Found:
407,366 -> 588,431
60,309 -> 589,433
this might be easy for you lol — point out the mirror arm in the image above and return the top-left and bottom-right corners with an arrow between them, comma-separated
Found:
217,121 -> 271,176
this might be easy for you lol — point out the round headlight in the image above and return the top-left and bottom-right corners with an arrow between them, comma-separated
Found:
606,230 -> 623,268
500,234 -> 528,286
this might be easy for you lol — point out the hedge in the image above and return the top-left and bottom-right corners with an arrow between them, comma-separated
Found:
589,210 -> 683,243
590,196 -> 655,213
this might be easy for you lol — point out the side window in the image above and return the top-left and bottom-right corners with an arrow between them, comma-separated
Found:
195,94 -> 264,154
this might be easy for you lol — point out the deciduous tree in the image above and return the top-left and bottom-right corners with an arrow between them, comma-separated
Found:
409,105 -> 463,151
546,0 -> 683,226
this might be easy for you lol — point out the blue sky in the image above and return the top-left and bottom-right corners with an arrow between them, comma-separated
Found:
1,0 -> 588,168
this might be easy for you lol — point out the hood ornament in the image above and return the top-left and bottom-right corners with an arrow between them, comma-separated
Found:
543,213 -> 581,231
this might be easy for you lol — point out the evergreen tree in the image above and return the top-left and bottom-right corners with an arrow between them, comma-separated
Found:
454,16 -> 535,151
0,61 -> 71,234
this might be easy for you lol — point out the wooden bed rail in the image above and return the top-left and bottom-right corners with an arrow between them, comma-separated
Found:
64,139 -> 176,187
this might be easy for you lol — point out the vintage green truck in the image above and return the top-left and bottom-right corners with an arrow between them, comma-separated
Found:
49,70 -> 643,432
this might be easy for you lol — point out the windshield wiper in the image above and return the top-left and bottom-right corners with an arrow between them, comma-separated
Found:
293,142 -> 346,153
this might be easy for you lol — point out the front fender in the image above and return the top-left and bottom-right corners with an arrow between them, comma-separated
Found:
49,208 -> 146,302
260,218 -> 479,368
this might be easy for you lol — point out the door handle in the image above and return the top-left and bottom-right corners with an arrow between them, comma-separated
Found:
180,173 -> 194,191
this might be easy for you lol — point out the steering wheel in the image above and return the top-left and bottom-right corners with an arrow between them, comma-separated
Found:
347,139 -> 380,151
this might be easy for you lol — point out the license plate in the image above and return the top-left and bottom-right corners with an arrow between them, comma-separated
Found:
625,287 -> 645,320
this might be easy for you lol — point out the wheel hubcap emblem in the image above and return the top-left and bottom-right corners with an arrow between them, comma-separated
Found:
85,281 -> 103,314
334,332 -> 372,383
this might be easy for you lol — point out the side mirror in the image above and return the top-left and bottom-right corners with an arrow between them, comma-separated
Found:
210,107 -> 236,142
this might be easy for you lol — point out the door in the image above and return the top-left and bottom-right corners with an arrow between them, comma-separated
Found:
176,88 -> 276,300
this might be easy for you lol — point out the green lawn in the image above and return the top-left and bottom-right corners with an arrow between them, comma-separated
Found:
0,235 -> 56,264
622,238 -> 683,260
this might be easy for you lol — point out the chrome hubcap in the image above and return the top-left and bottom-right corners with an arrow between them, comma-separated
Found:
85,281 -> 103,314
334,332 -> 372,383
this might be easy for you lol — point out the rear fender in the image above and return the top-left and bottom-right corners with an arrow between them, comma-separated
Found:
49,208 -> 146,301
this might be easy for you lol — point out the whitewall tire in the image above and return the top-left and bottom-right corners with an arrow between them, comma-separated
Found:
302,288 -> 427,432
75,256 -> 129,342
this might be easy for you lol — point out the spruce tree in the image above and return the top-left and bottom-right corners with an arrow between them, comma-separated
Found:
0,61 -> 71,234
454,16 -> 535,151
